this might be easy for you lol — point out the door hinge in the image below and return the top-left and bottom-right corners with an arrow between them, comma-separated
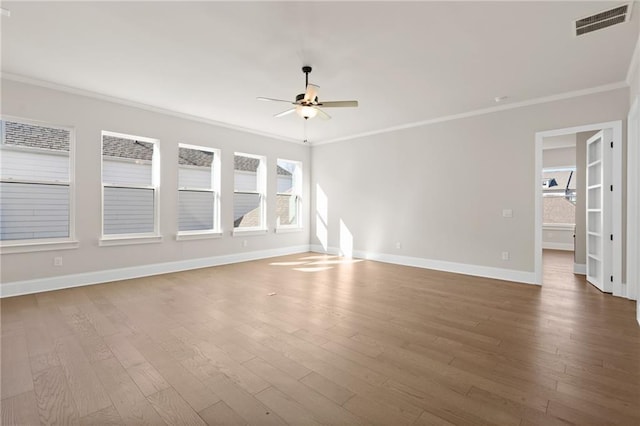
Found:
610,275 -> 614,282
610,234 -> 614,241
610,141 -> 614,148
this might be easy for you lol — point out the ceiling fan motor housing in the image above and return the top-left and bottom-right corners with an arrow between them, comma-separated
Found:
296,93 -> 318,104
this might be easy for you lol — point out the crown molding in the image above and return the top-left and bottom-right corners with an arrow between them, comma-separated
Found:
0,72 -> 305,145
2,72 -> 628,148
313,81 -> 629,146
626,31 -> 640,87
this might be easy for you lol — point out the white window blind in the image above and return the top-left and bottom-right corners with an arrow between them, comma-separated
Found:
0,120 -> 72,241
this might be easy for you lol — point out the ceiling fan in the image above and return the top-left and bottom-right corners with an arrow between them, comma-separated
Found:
257,66 -> 358,120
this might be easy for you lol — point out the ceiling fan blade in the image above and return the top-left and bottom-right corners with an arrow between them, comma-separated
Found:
315,107 -> 331,120
274,108 -> 296,118
257,97 -> 293,103
319,100 -> 358,108
304,84 -> 319,103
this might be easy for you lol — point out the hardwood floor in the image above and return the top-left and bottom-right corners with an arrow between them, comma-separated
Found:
1,250 -> 639,425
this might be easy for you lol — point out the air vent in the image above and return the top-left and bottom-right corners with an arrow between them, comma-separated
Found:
575,3 -> 632,36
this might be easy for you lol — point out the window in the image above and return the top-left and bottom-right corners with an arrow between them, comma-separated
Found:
234,153 -> 266,231
177,144 -> 220,237
542,167 -> 576,225
0,119 -> 75,248
276,159 -> 302,229
101,131 -> 160,242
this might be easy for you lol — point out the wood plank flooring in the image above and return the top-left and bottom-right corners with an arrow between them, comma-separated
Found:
1,250 -> 639,425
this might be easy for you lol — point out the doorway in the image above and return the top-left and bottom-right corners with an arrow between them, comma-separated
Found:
534,121 -> 623,295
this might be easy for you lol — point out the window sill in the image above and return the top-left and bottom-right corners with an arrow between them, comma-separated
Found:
542,223 -> 575,231
275,227 -> 303,234
232,228 -> 268,237
99,234 -> 163,247
176,231 -> 223,241
0,239 -> 80,254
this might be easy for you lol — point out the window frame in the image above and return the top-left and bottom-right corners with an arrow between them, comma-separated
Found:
0,116 -> 79,254
100,130 -> 162,246
275,158 -> 303,232
176,143 -> 222,240
542,166 -> 577,227
233,152 -> 267,235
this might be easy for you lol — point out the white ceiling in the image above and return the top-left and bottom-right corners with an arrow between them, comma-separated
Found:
1,1 -> 638,144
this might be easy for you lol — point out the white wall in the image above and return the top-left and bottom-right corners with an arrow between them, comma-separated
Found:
542,145 -> 576,168
311,88 -> 629,281
0,79 -> 310,287
542,225 -> 574,251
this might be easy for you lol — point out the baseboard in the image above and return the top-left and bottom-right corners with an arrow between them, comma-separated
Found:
310,245 -> 538,285
573,263 -> 587,275
542,242 -> 574,251
0,245 -> 311,298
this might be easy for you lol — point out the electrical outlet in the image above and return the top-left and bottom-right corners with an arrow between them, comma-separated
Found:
242,240 -> 248,248
53,257 -> 63,266
395,242 -> 402,249
502,209 -> 513,218
501,251 -> 510,261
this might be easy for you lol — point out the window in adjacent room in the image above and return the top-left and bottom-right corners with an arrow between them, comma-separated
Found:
276,158 -> 302,229
177,144 -> 220,236
542,167 -> 577,225
233,152 -> 266,231
0,119 -> 75,248
101,131 -> 160,241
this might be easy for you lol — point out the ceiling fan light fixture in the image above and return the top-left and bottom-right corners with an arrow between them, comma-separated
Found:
296,105 -> 317,119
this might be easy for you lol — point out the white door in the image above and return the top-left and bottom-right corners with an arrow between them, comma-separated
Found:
586,130 -> 612,292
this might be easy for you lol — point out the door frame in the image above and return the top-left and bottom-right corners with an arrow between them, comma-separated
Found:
534,121 -> 622,294
627,98 -> 639,307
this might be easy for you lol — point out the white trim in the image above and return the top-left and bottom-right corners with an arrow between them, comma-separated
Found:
232,228 -> 268,236
101,131 -> 161,239
0,245 -> 311,298
276,158 -> 303,229
543,223 -> 575,231
628,98 -> 639,303
0,72 -> 303,145
574,263 -> 587,275
275,227 -> 303,234
1,73 -> 627,148
535,121 -> 623,293
315,82 -> 628,146
177,143 -> 221,235
310,245 -> 537,285
176,231 -> 223,241
0,239 -> 79,254
542,242 -> 574,251
0,115 -> 76,246
99,235 -> 163,246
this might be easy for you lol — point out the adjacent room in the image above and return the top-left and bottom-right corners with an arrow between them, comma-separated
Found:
1,2 -> 639,425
